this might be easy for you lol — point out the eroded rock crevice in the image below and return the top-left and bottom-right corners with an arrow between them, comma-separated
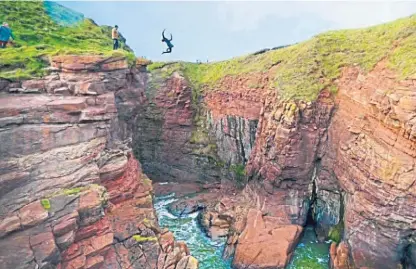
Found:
310,158 -> 345,243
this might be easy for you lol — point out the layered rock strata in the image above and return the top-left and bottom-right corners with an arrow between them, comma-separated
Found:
0,56 -> 196,269
133,72 -> 222,183
139,59 -> 415,268
320,62 -> 415,269
1,49 -> 414,269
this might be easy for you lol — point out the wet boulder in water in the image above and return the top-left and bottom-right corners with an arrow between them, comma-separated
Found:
233,209 -> 303,269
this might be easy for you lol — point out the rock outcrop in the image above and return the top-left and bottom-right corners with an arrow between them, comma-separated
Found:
330,242 -> 352,269
0,55 -> 196,269
233,209 -> 303,269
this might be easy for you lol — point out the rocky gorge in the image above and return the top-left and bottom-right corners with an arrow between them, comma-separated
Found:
135,56 -> 415,269
0,5 -> 415,269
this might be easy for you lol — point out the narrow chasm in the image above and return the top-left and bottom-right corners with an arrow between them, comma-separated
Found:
133,69 -> 334,268
287,161 -> 331,269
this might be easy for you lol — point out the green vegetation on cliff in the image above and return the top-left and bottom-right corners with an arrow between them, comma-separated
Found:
0,0 -> 134,80
328,222 -> 343,244
40,199 -> 51,210
132,235 -> 158,243
149,14 -> 416,101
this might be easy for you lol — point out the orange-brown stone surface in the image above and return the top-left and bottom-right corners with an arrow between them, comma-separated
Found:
233,209 -> 303,269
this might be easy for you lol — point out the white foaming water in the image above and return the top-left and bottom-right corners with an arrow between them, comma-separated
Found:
154,194 -> 330,269
154,194 -> 232,269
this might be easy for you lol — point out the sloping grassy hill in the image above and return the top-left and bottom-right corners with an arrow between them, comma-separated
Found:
0,0 -> 134,80
149,14 -> 416,101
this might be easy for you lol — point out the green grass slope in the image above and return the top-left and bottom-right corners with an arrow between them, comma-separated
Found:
0,0 -> 134,80
149,14 -> 416,101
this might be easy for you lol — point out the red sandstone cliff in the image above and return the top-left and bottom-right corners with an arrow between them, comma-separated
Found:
0,56 -> 197,269
324,62 -> 415,268
135,58 -> 415,268
0,47 -> 414,269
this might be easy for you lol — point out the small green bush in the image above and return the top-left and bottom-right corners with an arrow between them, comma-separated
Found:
230,164 -> 246,183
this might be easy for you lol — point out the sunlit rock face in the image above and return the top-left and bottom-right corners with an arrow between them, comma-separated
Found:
321,62 -> 416,269
1,48 -> 414,269
137,59 -> 415,268
0,55 -> 196,269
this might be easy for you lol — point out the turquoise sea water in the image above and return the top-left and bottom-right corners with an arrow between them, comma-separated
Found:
154,194 -> 329,269
287,226 -> 330,269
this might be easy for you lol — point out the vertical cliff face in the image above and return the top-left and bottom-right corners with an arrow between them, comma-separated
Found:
204,75 -> 264,167
324,62 -> 415,269
245,91 -> 335,225
133,72 -> 223,183
132,70 -> 265,184
0,56 -> 196,269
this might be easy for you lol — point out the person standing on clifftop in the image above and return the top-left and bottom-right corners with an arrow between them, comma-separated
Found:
0,22 -> 14,48
112,25 -> 119,50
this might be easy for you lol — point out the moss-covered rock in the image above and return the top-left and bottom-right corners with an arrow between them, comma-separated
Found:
328,222 -> 344,244
132,234 -> 158,243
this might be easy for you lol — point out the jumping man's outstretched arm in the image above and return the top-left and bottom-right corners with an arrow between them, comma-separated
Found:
162,29 -> 166,40
169,33 -> 173,41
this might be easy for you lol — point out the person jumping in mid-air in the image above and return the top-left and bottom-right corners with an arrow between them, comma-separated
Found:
161,29 -> 173,54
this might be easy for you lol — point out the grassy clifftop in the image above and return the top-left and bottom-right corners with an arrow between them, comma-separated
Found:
149,14 -> 416,101
0,0 -> 134,80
